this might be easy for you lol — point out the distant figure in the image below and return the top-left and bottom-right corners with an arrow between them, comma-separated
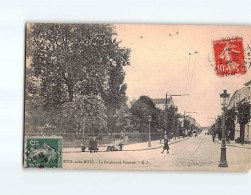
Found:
226,131 -> 230,144
212,133 -> 216,142
161,135 -> 169,154
106,145 -> 117,151
81,143 -> 86,152
118,140 -> 124,151
89,136 -> 94,153
93,136 -> 98,153
226,136 -> 230,144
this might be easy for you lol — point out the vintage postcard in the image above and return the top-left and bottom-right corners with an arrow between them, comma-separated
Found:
24,23 -> 251,171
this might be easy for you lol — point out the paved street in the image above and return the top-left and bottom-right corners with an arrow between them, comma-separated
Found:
63,131 -> 250,171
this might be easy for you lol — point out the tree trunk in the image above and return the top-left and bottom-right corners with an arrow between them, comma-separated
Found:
66,81 -> 74,102
240,124 -> 245,145
82,116 -> 86,143
68,88 -> 73,102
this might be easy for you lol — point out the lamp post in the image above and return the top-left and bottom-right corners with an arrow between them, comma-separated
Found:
218,90 -> 230,167
148,115 -> 152,147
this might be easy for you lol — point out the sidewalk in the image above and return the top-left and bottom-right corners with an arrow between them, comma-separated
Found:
215,139 -> 251,149
123,137 -> 189,151
63,136 -> 190,153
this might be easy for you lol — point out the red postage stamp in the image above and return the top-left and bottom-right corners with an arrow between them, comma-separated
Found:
213,37 -> 246,76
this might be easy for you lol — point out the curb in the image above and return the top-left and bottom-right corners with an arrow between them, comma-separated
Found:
215,139 -> 251,149
63,137 -> 190,153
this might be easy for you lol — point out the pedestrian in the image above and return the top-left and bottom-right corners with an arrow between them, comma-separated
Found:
226,131 -> 230,144
161,135 -> 169,154
81,143 -> 86,152
89,136 -> 94,153
212,133 -> 215,142
118,140 -> 124,151
93,136 -> 98,153
226,136 -> 230,144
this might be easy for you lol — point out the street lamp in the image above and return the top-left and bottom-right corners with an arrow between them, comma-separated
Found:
218,90 -> 230,167
148,115 -> 152,147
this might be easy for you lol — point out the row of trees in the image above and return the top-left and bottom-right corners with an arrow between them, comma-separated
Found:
116,96 -> 201,138
209,101 -> 250,144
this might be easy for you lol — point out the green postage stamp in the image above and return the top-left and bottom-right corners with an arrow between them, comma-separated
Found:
24,137 -> 62,168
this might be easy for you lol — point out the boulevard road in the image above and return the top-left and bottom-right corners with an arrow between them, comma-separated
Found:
63,131 -> 250,171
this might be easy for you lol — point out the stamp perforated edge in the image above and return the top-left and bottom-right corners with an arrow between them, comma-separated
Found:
211,35 -> 247,77
24,136 -> 63,168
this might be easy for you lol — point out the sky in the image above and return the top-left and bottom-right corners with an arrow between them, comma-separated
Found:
114,24 -> 251,127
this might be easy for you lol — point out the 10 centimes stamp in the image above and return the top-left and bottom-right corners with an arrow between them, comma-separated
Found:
213,37 -> 246,76
24,137 -> 62,168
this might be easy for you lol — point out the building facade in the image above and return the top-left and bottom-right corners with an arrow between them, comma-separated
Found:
152,97 -> 175,110
227,80 -> 251,142
185,115 -> 196,126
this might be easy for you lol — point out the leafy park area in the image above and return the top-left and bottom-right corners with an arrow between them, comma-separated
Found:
25,24 -> 201,146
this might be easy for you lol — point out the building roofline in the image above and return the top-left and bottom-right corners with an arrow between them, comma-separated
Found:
244,80 -> 251,86
152,96 -> 173,105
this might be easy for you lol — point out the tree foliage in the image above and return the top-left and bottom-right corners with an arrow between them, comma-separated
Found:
130,96 -> 162,132
130,98 -> 152,132
115,104 -> 132,132
237,101 -> 250,144
225,108 -> 236,140
190,124 -> 196,131
165,106 -> 177,136
26,23 -> 130,134
237,102 -> 250,125
184,119 -> 190,130
216,116 -> 222,140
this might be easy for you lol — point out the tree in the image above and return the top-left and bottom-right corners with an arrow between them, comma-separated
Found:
165,106 -> 177,137
237,102 -> 250,144
138,96 -> 160,130
130,96 -> 160,132
158,110 -> 167,131
184,119 -> 190,130
225,108 -> 236,140
209,124 -> 216,135
138,96 -> 156,110
130,99 -> 151,132
26,23 -> 131,134
115,104 -> 132,133
173,113 -> 181,137
216,116 -> 222,140
190,124 -> 196,131
61,95 -> 106,135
